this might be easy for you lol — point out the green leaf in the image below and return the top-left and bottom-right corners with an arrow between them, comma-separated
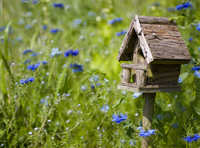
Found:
0,129 -> 5,138
112,98 -> 124,109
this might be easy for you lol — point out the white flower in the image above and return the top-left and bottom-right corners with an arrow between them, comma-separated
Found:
132,93 -> 142,99
28,131 -> 32,135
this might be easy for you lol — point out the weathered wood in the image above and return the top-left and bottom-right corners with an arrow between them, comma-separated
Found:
136,70 -> 146,87
139,16 -> 177,25
121,63 -> 147,71
147,64 -> 181,85
141,24 -> 191,62
142,93 -> 156,148
117,18 -> 138,61
117,84 -> 181,93
121,68 -> 131,84
120,82 -> 136,87
133,15 -> 154,64
151,60 -> 190,64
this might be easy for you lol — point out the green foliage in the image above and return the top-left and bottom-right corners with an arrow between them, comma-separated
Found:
0,0 -> 200,147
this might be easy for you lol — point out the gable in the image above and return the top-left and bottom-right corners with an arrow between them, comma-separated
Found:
117,15 -> 191,64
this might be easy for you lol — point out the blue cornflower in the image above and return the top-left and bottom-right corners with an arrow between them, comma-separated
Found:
50,29 -> 59,33
197,23 -> 200,31
42,61 -> 48,65
64,49 -> 79,57
116,30 -> 127,36
23,49 -> 33,54
0,26 -> 4,32
91,83 -> 100,89
108,18 -> 122,25
50,47 -> 62,57
172,123 -> 178,129
194,71 -> 200,77
31,52 -> 38,57
27,63 -> 40,71
25,24 -> 32,29
139,129 -> 156,137
112,113 -> 127,124
42,25 -> 47,30
156,114 -> 164,120
70,63 -> 83,72
53,3 -> 64,8
24,59 -> 31,64
132,93 -> 142,98
89,75 -> 99,82
20,77 -> 35,84
192,66 -> 200,71
32,0 -> 38,4
178,78 -> 182,83
183,134 -> 200,143
101,105 -> 109,113
189,37 -> 193,42
175,2 -> 193,10
40,99 -> 48,105
16,36 -> 22,42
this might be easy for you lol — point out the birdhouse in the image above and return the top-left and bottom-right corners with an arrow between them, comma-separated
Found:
117,15 -> 191,93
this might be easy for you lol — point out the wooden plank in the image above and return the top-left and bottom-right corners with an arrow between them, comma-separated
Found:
117,17 -> 138,61
117,84 -> 181,93
121,63 -> 148,70
139,16 -> 177,25
121,68 -> 131,84
134,15 -> 154,64
151,59 -> 190,64
136,70 -> 146,87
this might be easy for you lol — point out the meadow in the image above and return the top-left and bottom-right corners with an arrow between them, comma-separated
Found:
0,0 -> 200,147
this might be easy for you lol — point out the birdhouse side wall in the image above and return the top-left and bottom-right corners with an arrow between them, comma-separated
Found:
147,64 -> 181,85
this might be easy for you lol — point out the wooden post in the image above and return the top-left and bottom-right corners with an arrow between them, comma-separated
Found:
142,93 -> 156,148
121,68 -> 131,84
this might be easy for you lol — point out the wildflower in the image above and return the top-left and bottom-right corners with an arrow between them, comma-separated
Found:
116,30 -> 127,36
47,119 -> 51,122
50,29 -> 60,33
64,49 -> 79,57
197,24 -> 200,31
194,71 -> 200,77
25,24 -> 32,29
192,66 -> 200,71
32,0 -> 38,4
112,113 -> 127,124
53,3 -> 64,8
104,78 -> 109,82
189,37 -> 193,42
42,25 -> 47,30
77,104 -> 81,107
122,90 -> 127,96
23,49 -> 33,54
20,77 -> 35,84
168,104 -> 172,107
73,19 -> 82,28
21,0 -> 28,3
28,131 -> 32,135
135,113 -> 138,116
50,47 -> 62,57
183,134 -> 200,143
42,61 -> 48,65
27,63 -> 40,71
139,129 -> 156,137
178,78 -> 182,83
89,75 -> 99,82
91,83 -> 100,89
31,52 -> 38,57
175,2 -> 193,11
156,114 -> 164,120
108,18 -> 122,25
172,123 -> 178,129
81,85 -> 87,91
70,63 -> 83,72
132,93 -> 142,98
100,105 -> 109,113
16,36 -> 22,42
34,127 -> 38,130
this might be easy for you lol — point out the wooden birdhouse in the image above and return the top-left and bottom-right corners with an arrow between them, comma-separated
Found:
117,15 -> 191,93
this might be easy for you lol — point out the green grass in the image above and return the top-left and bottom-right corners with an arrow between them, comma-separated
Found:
0,0 -> 200,147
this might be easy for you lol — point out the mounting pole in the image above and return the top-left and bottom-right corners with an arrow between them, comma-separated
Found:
142,93 -> 156,148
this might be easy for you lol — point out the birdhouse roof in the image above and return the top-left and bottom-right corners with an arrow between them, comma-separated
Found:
117,15 -> 191,64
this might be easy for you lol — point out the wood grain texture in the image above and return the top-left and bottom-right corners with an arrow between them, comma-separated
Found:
142,93 -> 156,148
139,16 -> 177,25
134,15 -> 154,64
117,84 -> 181,93
141,24 -> 191,61
121,68 -> 131,84
117,18 -> 137,61
147,64 -> 181,85
121,63 -> 147,70
136,70 -> 146,87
